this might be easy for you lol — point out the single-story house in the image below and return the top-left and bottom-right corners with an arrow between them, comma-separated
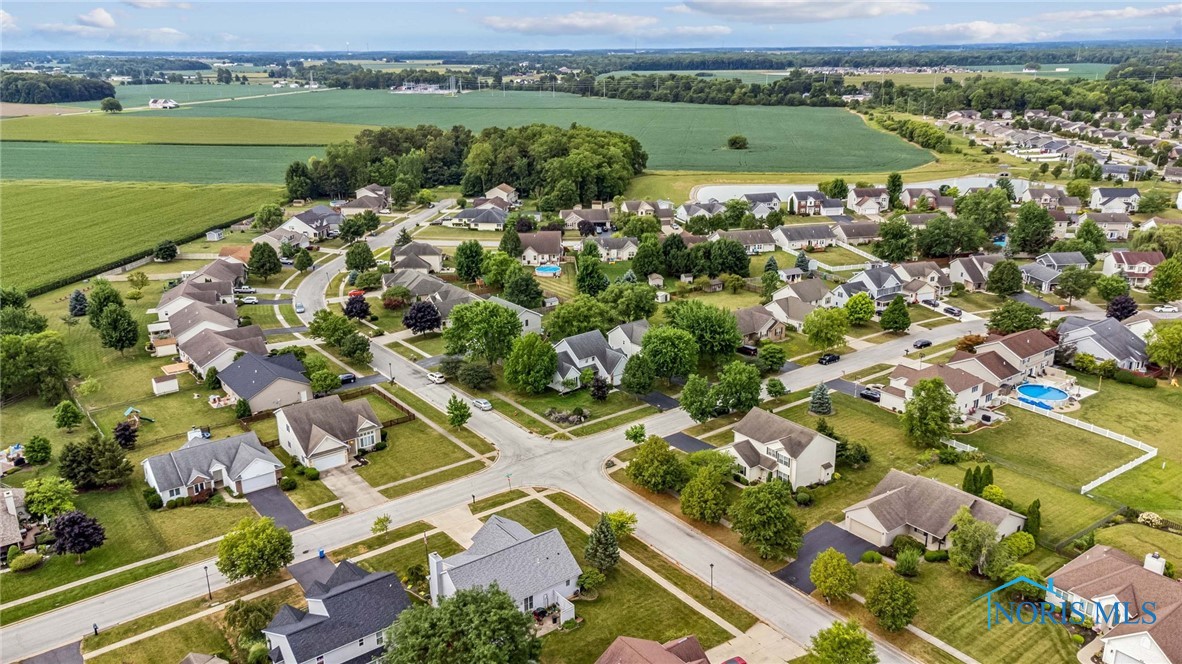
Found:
560,208 -> 612,233
709,229 -> 776,254
339,195 -> 387,216
280,206 -> 343,241
550,330 -> 628,392
355,183 -> 391,201
428,515 -> 581,620
454,207 -> 508,232
165,302 -> 239,345
675,201 -> 726,222
520,231 -> 564,266
832,222 -> 881,245
275,395 -> 382,471
771,278 -> 832,307
252,228 -> 311,253
589,236 -> 639,262
1122,311 -> 1158,341
156,281 -> 235,321
179,325 -> 267,378
1036,252 -> 1090,271
1020,262 -> 1063,293
719,408 -> 836,489
764,297 -> 815,329
772,224 -> 837,251
0,489 -> 30,564
902,213 -> 940,229
219,353 -> 310,413
391,241 -> 443,272
143,431 -> 282,503
619,200 -> 673,218
1102,249 -> 1165,289
842,469 -> 1025,550
879,364 -> 998,416
1057,316 -> 1148,371
734,306 -> 786,344
607,320 -> 649,358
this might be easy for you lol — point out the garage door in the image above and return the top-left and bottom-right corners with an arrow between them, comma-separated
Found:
310,449 -> 348,472
845,517 -> 882,545
239,472 -> 276,494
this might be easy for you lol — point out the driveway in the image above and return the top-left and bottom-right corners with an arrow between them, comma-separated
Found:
663,432 -> 714,454
780,361 -> 802,373
246,486 -> 312,531
288,555 -> 337,591
23,641 -> 83,664
1010,292 -> 1059,312
773,522 -> 876,594
320,467 -> 385,511
641,391 -> 680,411
824,379 -> 859,397
331,374 -> 387,391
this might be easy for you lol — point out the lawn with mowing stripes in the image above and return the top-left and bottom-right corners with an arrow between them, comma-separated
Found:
355,419 -> 475,488
386,385 -> 496,455
329,521 -> 435,562
1,181 -> 282,291
379,460 -> 486,500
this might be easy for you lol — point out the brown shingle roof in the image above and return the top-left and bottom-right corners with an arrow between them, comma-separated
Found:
277,395 -> 381,456
595,635 -> 709,664
845,469 -> 1023,539
948,349 -> 1020,383
890,364 -> 997,395
732,408 -> 822,458
989,329 -> 1056,359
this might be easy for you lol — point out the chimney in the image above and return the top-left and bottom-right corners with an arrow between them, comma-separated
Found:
1144,552 -> 1166,576
4,490 -> 16,517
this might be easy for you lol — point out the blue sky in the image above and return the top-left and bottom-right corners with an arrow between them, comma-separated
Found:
1,1 -> 1178,52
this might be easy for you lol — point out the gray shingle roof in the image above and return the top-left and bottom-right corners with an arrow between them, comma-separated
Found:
837,222 -> 880,239
613,320 -> 650,345
143,431 -> 281,494
592,236 -> 639,252
741,192 -> 780,205
456,207 -> 509,224
439,516 -> 581,606
218,353 -> 308,401
716,229 -> 775,246
783,278 -> 830,303
180,326 -> 267,369
264,561 -> 411,664
1020,262 -> 1062,286
774,224 -> 836,243
291,205 -> 343,230
1057,316 -> 1147,364
845,469 -> 1023,539
159,280 -> 233,308
277,395 -> 381,456
168,302 -> 239,338
1036,252 -> 1088,268
731,408 -> 824,458
0,489 -> 28,549
556,330 -> 626,375
392,241 -> 442,259
520,231 -> 563,256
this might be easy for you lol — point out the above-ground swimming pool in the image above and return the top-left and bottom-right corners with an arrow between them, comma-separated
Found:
1016,383 -> 1070,406
535,265 -> 562,277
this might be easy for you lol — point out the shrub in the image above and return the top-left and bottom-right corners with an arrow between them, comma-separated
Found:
296,466 -> 308,476
1003,531 -> 1036,558
892,535 -> 924,557
1114,369 -> 1134,384
181,496 -> 192,507
6,544 -> 18,563
375,441 -> 388,451
1133,374 -> 1158,388
861,551 -> 883,564
8,552 -> 43,572
895,548 -> 920,577
166,499 -> 178,509
794,490 -> 812,506
937,448 -> 961,464
1071,635 -> 1084,646
1138,512 -> 1164,528
279,477 -> 297,491
924,550 -> 949,563
305,468 -> 320,481
145,493 -> 163,510
1165,561 -> 1176,579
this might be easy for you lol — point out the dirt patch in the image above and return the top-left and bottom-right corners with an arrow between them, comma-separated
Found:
0,102 -> 88,118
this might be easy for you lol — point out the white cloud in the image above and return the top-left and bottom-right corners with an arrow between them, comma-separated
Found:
1036,4 -> 1180,22
659,24 -> 732,36
895,20 -> 1046,44
124,1 -> 192,8
0,10 -> 17,33
77,8 -> 117,29
682,1 -> 927,23
481,12 -> 660,36
664,4 -> 693,13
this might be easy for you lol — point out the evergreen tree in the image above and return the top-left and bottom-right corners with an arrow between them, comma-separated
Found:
395,228 -> 413,247
879,296 -> 912,333
585,514 -> 620,572
68,290 -> 88,317
795,251 -> 811,272
1024,499 -> 1041,539
763,255 -> 779,275
971,467 -> 983,495
962,467 -> 974,494
499,226 -> 523,257
982,464 -> 994,487
809,384 -> 833,415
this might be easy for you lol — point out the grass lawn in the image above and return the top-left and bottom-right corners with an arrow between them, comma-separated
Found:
493,500 -> 732,663
271,447 -> 338,509
765,332 -> 819,360
413,225 -> 503,241
386,385 -> 496,455
307,503 -> 345,522
89,616 -> 231,664
854,562 -> 1078,664
844,363 -> 896,382
360,531 -> 464,579
470,489 -> 530,514
1094,523 -> 1182,563
959,407 -> 1142,489
509,388 -> 648,428
566,405 -> 660,437
537,268 -> 579,301
683,411 -> 748,438
329,521 -> 434,562
906,305 -> 945,324
919,316 -> 961,330
601,260 -> 634,282
355,419 -> 475,487
687,289 -> 764,310
946,290 -> 1006,313
90,379 -> 243,443
861,331 -> 905,345
749,250 -> 796,276
387,340 -> 427,361
407,331 -> 446,356
379,460 -> 486,500
811,245 -> 872,267
849,319 -> 885,337
237,303 -> 283,329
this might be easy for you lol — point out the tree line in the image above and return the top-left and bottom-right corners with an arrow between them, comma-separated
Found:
0,73 -> 115,104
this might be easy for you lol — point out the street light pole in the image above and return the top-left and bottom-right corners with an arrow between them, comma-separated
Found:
203,565 -> 212,601
709,563 -> 714,599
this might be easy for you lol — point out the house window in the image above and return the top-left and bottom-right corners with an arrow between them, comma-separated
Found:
316,658 -> 324,664
358,638 -> 365,646
168,488 -> 181,498
376,633 -> 384,646
523,596 -> 534,611
193,482 -> 206,493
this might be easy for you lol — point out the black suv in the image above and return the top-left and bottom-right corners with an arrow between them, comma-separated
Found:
859,387 -> 882,402
817,353 -> 840,365
913,339 -> 933,349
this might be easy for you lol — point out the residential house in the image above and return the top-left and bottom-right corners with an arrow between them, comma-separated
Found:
472,196 -> 510,211
594,636 -> 711,664
789,191 -> 843,216
217,245 -> 252,265
189,259 -> 247,287
1037,252 -> 1090,271
709,229 -> 776,254
1122,311 -> 1158,342
179,325 -> 267,378
1162,166 -> 1182,183
1047,546 -> 1181,664
338,195 -> 387,217
428,515 -> 581,619
740,193 -> 781,219
676,231 -> 708,248
589,236 -> 640,262
280,206 -> 343,241
179,654 -> 228,664
949,254 -> 1004,291
846,187 -> 890,215
619,200 -> 673,223
253,228 -> 311,253
829,266 -> 903,311
155,283 -> 235,323
1079,212 -> 1134,241
1057,316 -> 1148,371
485,183 -> 519,205
947,329 -> 1057,388
1142,216 -> 1182,231
0,490 -> 30,564
900,279 -> 940,304
734,306 -> 786,344
142,431 -> 283,503
878,364 -> 998,416
1102,249 -> 1166,289
263,561 -> 412,664
899,187 -> 941,210
764,297 -> 815,329
719,408 -> 837,489
275,395 -> 382,471
218,353 -> 310,413
1020,262 -> 1063,293
488,296 -> 543,335
550,330 -> 628,391
1089,188 -> 1141,214
608,320 -> 649,358
354,184 -> 390,201
832,221 -> 881,245
894,261 -> 951,296
1023,187 -> 1071,210
520,231 -> 565,266
560,208 -> 612,233
675,201 -> 726,222
391,241 -> 443,272
770,278 -> 832,307
772,224 -> 837,251
902,213 -> 940,229
842,470 -> 1025,550
455,207 -> 508,231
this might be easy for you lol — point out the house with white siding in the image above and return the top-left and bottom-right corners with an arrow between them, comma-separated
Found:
719,408 -> 836,489
275,396 -> 381,471
1102,249 -> 1165,289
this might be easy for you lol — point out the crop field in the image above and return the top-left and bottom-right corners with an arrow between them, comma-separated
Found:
1,115 -> 368,145
963,62 -> 1113,79
62,83 -> 296,109
0,180 -> 282,291
599,70 -> 795,84
130,90 -> 933,172
1,142 -> 321,183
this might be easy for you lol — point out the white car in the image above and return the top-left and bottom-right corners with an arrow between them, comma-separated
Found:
471,398 -> 493,411
1153,305 -> 1179,313
279,257 -> 294,265
233,286 -> 256,294
240,296 -> 259,305
427,372 -> 446,384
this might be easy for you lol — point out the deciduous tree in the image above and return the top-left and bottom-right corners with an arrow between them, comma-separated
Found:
247,242 -> 282,282
1147,321 -> 1182,378
679,465 -> 729,523
53,400 -> 83,431
627,435 -> 688,493
1094,273 -> 1129,301
620,350 -> 656,395
755,340 -> 787,374
803,307 -> 849,352
810,547 -> 857,602
876,218 -> 915,263
543,295 -> 615,339
502,273 -> 544,308
343,294 -> 371,320
728,480 -> 803,559
382,586 -> 540,664
901,378 -> 955,448
679,374 -> 716,423
845,292 -> 875,326
666,299 -> 741,363
809,620 -> 878,664
988,300 -> 1045,334
1106,294 -> 1139,321
865,573 -> 918,632
454,240 -> 485,283
986,260 -> 1022,296
504,333 -> 558,394
446,394 -> 471,428
402,301 -> 441,334
1054,266 -> 1098,304
52,510 -> 106,563
216,517 -> 294,581
310,370 -> 342,395
1009,202 -> 1055,254
1149,257 -> 1182,302
24,476 -> 75,518
443,300 -> 522,365
713,361 -> 762,413
599,282 -> 657,322
641,327 -> 698,381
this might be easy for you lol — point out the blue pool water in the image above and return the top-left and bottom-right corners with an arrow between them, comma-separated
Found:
535,265 -> 562,276
1016,383 -> 1069,402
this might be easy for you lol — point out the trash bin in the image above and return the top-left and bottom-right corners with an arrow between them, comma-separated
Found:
318,548 -> 325,559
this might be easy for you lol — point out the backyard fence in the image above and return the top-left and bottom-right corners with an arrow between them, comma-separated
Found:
834,241 -> 885,262
943,439 -> 978,453
781,246 -> 878,273
1002,397 -> 1158,494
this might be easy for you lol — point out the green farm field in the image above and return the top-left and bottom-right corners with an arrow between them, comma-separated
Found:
1,115 -> 368,145
62,82 -> 302,109
0,180 -> 282,291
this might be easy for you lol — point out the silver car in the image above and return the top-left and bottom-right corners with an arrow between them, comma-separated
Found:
471,398 -> 492,411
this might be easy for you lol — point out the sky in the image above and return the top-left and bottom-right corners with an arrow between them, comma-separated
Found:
0,1 -> 1178,52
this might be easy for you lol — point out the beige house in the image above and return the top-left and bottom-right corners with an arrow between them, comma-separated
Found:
719,408 -> 836,489
949,254 -> 1004,291
734,306 -> 786,344
485,183 -> 519,205
179,325 -> 267,378
276,395 -> 382,471
391,241 -> 444,272
878,364 -> 998,415
946,329 -> 1057,388
520,231 -> 564,266
1102,249 -> 1165,289
219,353 -> 310,414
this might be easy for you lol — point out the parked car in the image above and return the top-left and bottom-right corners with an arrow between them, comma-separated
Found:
338,373 -> 356,384
1153,305 -> 1179,313
294,303 -> 305,314
347,289 -> 366,297
472,398 -> 493,411
913,339 -> 932,349
279,257 -> 294,265
921,298 -> 939,307
736,344 -> 759,357
859,387 -> 882,402
427,372 -> 446,384
943,306 -> 962,317
239,296 -> 259,305
233,286 -> 256,294
818,353 -> 840,365
306,245 -> 320,252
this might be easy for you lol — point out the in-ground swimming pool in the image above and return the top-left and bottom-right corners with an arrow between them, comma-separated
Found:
535,265 -> 562,277
1016,383 -> 1070,404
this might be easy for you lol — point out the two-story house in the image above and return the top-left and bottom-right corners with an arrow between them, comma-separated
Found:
740,193 -> 781,219
719,408 -> 836,489
949,254 -> 1004,291
878,364 -> 998,416
894,261 -> 951,297
390,241 -> 443,272
485,183 -> 519,205
829,266 -> 903,310
520,231 -> 565,266
1080,212 -> 1134,240
789,190 -> 843,216
275,395 -> 382,471
279,206 -> 344,241
846,187 -> 890,215
488,296 -> 543,335
1102,249 -> 1166,289
946,329 -> 1057,388
1089,187 -> 1141,214
550,330 -> 628,392
607,320 -> 649,358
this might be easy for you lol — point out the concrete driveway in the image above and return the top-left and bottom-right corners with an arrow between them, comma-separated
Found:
320,467 -> 384,511
246,486 -> 312,531
663,432 -> 714,454
773,522 -> 876,594
1010,292 -> 1059,312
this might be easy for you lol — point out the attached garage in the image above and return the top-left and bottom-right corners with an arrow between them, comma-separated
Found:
843,513 -> 886,547
238,470 -> 278,494
309,448 -> 348,472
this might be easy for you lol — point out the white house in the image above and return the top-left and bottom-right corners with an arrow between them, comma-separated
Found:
772,224 -> 838,251
894,261 -> 951,296
275,395 -> 382,471
843,470 -> 1025,550
832,222 -> 880,245
264,561 -> 411,664
279,206 -> 343,241
676,201 -> 725,222
829,266 -> 903,311
1103,249 -> 1165,289
560,208 -> 612,233
588,236 -> 639,262
1089,187 -> 1141,213
1057,316 -> 1148,371
719,408 -> 836,489
179,326 -> 267,378
949,254 -> 1004,291
607,320 -> 649,358
709,229 -> 776,254
946,329 -> 1057,388
770,278 -> 833,307
428,515 -> 581,620
391,241 -> 444,272
454,207 -> 508,231
740,193 -> 781,219
163,302 -> 239,344
485,183 -> 519,205
846,187 -> 889,215
155,282 -> 235,321
520,231 -> 564,266
142,431 -> 282,503
550,330 -> 628,392
488,296 -> 543,335
878,364 -> 998,416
